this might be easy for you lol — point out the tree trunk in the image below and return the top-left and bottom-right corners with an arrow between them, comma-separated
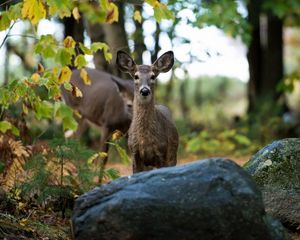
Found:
62,15 -> 85,67
103,2 -> 129,77
133,5 -> 146,64
85,21 -> 110,71
247,3 -> 286,114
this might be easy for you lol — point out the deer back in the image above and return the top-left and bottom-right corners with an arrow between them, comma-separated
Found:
61,68 -> 134,132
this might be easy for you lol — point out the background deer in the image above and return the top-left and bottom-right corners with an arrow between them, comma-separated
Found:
116,51 -> 179,173
61,67 -> 134,166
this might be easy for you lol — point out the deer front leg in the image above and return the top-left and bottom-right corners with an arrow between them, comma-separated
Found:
132,152 -> 144,174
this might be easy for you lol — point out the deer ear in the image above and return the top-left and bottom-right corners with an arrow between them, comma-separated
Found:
153,51 -> 174,73
116,51 -> 136,74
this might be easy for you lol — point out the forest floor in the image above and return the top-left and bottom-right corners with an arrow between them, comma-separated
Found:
1,156 -> 299,240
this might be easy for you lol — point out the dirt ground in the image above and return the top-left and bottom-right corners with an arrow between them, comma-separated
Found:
108,155 -> 250,177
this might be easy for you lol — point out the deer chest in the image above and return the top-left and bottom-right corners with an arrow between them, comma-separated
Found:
128,132 -> 167,161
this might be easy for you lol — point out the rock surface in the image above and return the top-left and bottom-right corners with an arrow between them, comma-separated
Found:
244,138 -> 300,227
72,158 -> 289,240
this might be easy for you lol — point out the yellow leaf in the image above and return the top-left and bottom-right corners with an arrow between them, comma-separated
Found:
63,36 -> 76,49
87,153 -> 98,165
98,152 -> 108,158
31,73 -> 40,83
21,0 -> 46,25
134,10 -> 142,23
72,7 -> 81,21
22,104 -> 29,114
112,130 -> 123,141
58,66 -> 72,84
19,218 -> 28,226
80,69 -> 91,85
73,86 -> 83,97
106,3 -> 119,24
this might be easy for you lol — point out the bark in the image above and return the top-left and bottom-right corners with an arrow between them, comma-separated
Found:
103,2 -> 129,77
85,21 -> 110,71
247,2 -> 286,114
62,15 -> 85,67
133,5 -> 146,64
151,22 -> 161,63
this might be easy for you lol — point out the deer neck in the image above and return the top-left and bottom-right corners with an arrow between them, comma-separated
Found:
132,97 -> 156,130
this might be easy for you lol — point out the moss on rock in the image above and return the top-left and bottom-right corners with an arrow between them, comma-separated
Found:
244,138 -> 300,190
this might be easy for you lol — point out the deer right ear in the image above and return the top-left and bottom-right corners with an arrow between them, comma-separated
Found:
116,51 -> 136,74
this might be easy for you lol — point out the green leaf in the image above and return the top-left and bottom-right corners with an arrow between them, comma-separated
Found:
108,142 -> 130,165
74,54 -> 87,69
153,3 -> 174,23
55,48 -> 73,66
35,100 -> 53,120
0,121 -> 20,136
54,102 -> 78,130
91,42 -> 112,62
79,42 -> 92,55
0,121 -> 13,133
63,82 -> 72,91
34,35 -> 57,58
0,12 -> 11,31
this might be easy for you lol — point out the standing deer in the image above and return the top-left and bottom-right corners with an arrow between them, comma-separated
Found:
61,68 -> 134,167
116,51 -> 179,173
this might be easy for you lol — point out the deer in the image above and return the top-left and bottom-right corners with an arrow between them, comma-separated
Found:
60,67 -> 134,168
116,50 -> 179,173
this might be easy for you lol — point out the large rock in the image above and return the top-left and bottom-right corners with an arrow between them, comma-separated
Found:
72,158 -> 289,240
244,138 -> 300,226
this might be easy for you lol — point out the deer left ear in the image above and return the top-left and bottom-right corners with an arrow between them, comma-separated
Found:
153,51 -> 174,74
116,51 -> 136,74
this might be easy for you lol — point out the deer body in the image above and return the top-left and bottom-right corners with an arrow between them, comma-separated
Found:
61,68 -> 134,164
117,51 -> 178,173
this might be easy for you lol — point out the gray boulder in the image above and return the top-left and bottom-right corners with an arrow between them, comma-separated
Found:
244,138 -> 300,227
72,158 -> 289,240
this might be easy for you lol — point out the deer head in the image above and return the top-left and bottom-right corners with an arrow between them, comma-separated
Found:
116,51 -> 174,104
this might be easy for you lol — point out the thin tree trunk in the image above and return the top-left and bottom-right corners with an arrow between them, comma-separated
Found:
151,22 -> 160,63
247,0 -> 261,113
133,5 -> 146,64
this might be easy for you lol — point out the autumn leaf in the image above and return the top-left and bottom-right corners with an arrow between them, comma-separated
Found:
64,36 -> 76,49
58,66 -> 72,84
72,7 -> 81,21
80,69 -> 91,85
112,130 -> 123,141
106,3 -> 119,24
21,0 -> 46,25
31,73 -> 40,83
37,63 -> 44,74
72,85 -> 83,97
134,10 -> 142,23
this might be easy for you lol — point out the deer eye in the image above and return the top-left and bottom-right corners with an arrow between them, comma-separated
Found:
134,75 -> 139,80
150,75 -> 156,80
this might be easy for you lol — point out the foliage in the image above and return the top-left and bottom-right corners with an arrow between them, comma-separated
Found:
0,0 -> 173,134
184,129 -> 254,157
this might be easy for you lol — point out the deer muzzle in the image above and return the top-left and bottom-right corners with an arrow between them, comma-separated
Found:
139,86 -> 151,97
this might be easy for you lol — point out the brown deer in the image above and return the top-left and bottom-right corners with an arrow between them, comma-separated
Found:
61,67 -> 134,166
116,51 -> 179,173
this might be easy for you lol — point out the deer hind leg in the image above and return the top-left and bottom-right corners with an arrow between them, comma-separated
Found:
98,126 -> 110,184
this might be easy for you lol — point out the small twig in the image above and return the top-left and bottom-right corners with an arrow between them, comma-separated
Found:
0,21 -> 16,49
7,34 -> 38,40
0,0 -> 15,8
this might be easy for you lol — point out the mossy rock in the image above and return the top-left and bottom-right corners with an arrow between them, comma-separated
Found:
244,138 -> 300,227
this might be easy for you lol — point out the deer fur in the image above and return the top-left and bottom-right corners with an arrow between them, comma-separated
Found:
116,51 -> 179,173
61,67 -> 134,166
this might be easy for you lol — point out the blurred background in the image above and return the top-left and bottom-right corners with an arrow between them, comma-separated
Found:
1,0 -> 300,164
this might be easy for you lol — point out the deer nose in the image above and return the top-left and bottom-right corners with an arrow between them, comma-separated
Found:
140,87 -> 151,96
